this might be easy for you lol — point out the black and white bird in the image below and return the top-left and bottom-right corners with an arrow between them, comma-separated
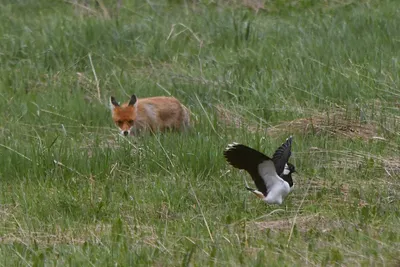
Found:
223,136 -> 295,205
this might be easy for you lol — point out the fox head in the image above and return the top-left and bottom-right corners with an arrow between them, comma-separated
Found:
110,94 -> 137,136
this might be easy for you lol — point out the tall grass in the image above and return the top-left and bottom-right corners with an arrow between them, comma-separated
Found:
0,0 -> 399,265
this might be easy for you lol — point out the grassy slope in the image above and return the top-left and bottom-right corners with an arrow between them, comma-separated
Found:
0,0 -> 399,265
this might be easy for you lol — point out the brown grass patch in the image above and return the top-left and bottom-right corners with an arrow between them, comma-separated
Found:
382,157 -> 400,175
67,0 -> 123,19
0,204 -> 15,226
215,104 -> 263,134
323,149 -> 400,175
0,224 -> 91,245
216,104 -> 386,140
268,110 -> 380,140
250,214 -> 341,233
0,219 -> 157,247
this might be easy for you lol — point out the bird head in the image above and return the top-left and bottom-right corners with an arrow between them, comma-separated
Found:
282,163 -> 295,188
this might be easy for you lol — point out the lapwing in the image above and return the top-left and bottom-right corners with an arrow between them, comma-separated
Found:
224,136 -> 295,205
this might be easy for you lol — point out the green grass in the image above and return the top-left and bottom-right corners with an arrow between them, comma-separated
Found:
1,0 -> 400,265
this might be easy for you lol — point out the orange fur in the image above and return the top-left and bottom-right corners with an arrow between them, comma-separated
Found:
110,94 -> 190,136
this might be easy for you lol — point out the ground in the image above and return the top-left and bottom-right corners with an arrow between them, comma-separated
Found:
0,0 -> 399,265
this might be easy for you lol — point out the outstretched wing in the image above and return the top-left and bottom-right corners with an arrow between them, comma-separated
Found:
224,143 -> 277,195
272,136 -> 293,176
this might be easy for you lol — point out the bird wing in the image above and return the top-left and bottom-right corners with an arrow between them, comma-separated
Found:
272,136 -> 293,176
224,143 -> 271,195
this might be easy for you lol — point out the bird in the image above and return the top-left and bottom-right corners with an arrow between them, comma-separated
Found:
223,136 -> 295,205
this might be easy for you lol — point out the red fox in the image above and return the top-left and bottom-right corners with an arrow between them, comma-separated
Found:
110,94 -> 190,136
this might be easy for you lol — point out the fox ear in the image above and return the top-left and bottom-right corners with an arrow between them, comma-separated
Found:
128,94 -> 137,106
110,96 -> 120,109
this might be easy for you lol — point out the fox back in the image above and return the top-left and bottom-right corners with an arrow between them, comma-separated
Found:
110,94 -> 190,136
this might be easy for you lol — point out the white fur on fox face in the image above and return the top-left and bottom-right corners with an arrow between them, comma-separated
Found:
119,127 -> 133,136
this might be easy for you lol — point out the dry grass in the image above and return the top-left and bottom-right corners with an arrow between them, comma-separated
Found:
67,0 -> 123,19
0,204 -> 15,226
0,219 -> 157,247
215,104 -> 265,134
322,149 -> 400,175
0,204 -> 158,246
268,110 -> 380,140
216,104 -> 387,140
214,0 -> 371,14
382,157 -> 400,175
250,214 -> 341,233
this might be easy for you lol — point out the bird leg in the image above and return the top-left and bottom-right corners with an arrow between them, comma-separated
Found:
250,189 -> 265,199
243,177 -> 265,199
245,186 -> 265,199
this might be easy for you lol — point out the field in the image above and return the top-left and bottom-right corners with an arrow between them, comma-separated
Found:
1,0 -> 399,265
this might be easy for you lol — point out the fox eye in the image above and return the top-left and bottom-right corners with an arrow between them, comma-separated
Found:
117,120 -> 123,125
128,120 -> 134,124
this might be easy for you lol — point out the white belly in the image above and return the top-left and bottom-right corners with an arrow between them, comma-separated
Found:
264,181 -> 291,205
